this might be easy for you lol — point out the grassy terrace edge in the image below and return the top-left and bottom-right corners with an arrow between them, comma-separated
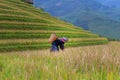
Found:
0,40 -> 108,52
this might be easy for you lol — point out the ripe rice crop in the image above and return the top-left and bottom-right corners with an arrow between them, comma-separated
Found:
0,42 -> 119,80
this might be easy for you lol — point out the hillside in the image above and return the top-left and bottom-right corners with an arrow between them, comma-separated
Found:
34,0 -> 120,40
0,0 -> 108,52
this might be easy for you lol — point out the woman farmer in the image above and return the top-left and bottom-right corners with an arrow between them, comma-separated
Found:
50,37 -> 68,52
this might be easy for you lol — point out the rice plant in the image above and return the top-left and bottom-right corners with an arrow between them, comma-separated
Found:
0,42 -> 119,80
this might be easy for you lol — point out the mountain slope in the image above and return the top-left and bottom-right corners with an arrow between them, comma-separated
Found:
34,0 -> 120,40
0,0 -> 108,52
97,0 -> 120,8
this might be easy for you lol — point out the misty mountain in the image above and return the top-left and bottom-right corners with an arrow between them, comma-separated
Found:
33,0 -> 120,40
97,0 -> 120,8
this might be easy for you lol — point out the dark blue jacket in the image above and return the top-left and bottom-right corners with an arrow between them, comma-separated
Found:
51,39 -> 64,51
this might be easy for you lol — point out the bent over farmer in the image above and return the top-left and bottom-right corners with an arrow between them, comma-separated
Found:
50,37 -> 68,52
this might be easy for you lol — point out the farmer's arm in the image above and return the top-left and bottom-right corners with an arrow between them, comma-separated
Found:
60,43 -> 64,50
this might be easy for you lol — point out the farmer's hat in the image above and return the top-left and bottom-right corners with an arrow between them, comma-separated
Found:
61,37 -> 68,42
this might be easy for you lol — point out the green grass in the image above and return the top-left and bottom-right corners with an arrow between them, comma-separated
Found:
0,33 -> 99,39
0,44 -> 50,52
0,5 -> 14,10
0,16 -> 52,23
0,9 -> 30,16
0,24 -> 84,31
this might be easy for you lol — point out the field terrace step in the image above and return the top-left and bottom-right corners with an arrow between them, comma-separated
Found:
0,15 -> 53,23
66,40 -> 108,47
0,20 -> 74,28
0,44 -> 50,52
0,32 -> 98,38
0,40 -> 107,47
0,23 -> 83,31
0,9 -> 31,16
0,14 -> 36,19
0,3 -> 15,10
0,39 -> 108,52
0,38 -> 107,45
0,30 -> 91,34
0,33 -> 99,39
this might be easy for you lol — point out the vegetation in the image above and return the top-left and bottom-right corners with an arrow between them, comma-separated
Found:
0,0 -> 108,52
0,1 -> 119,80
0,42 -> 119,80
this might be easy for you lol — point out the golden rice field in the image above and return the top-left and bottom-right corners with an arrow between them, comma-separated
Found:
0,42 -> 119,80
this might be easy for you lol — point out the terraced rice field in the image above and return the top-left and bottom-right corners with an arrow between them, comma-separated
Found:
0,0 -> 108,52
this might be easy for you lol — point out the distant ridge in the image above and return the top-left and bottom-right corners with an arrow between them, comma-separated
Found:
0,0 -> 108,52
34,0 -> 120,40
